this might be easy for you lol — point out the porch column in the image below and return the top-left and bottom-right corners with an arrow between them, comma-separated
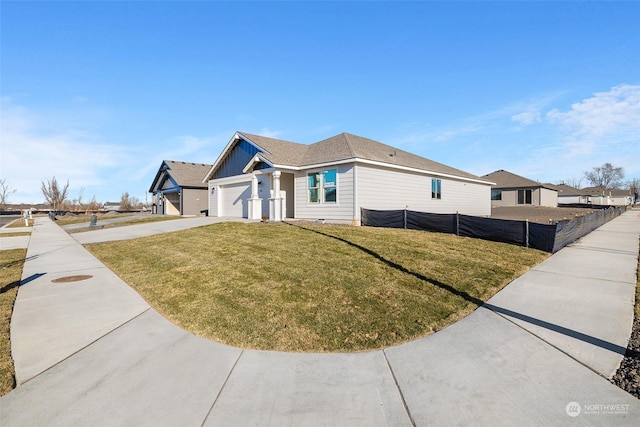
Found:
269,171 -> 283,221
248,173 -> 262,220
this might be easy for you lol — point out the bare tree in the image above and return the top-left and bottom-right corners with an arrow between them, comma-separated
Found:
87,194 -> 101,211
584,163 -> 624,192
77,187 -> 85,209
120,192 -> 132,211
0,178 -> 17,210
562,177 -> 582,189
41,176 -> 70,211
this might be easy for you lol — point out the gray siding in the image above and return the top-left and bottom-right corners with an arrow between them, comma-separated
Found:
294,164 -> 355,222
356,164 -> 491,217
182,188 -> 208,216
208,181 -> 219,216
539,188 -> 558,207
492,187 -> 557,207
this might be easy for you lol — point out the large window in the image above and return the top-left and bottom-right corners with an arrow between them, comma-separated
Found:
431,178 -> 442,199
308,169 -> 337,203
491,189 -> 502,201
517,189 -> 532,204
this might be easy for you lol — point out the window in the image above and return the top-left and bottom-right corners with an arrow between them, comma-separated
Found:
323,169 -> 337,203
308,169 -> 337,203
491,189 -> 502,201
517,189 -> 532,204
308,173 -> 320,203
431,178 -> 442,199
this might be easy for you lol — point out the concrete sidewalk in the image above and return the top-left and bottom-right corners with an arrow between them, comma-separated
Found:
0,224 -> 32,250
1,212 -> 639,426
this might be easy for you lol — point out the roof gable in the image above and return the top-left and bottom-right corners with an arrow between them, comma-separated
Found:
149,160 -> 211,192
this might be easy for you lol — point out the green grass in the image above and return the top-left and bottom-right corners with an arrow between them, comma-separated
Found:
0,249 -> 25,396
87,222 -> 549,352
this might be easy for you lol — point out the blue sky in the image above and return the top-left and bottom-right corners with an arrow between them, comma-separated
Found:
1,1 -> 639,204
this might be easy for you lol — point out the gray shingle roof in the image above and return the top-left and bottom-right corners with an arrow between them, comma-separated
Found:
482,169 -> 550,189
150,160 -> 212,192
239,132 -> 486,182
549,183 -> 586,196
237,132 -> 309,166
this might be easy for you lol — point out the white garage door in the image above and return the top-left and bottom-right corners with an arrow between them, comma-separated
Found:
220,182 -> 251,218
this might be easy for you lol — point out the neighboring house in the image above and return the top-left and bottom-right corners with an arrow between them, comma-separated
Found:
482,170 -> 558,207
548,183 -> 590,205
103,202 -> 121,211
149,160 -> 212,216
580,187 -> 633,206
202,131 -> 493,224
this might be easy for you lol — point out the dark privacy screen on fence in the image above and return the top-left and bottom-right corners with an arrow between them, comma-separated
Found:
360,207 -> 623,253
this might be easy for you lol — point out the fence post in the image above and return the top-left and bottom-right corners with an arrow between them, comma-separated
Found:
525,219 -> 529,248
456,211 -> 460,236
404,207 -> 407,229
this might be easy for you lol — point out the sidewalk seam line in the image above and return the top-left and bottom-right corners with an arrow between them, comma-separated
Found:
201,349 -> 244,427
485,307 -> 614,381
383,349 -> 416,427
18,307 -> 151,386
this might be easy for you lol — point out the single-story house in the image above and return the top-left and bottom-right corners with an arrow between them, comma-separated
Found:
482,170 -> 558,207
202,131 -> 494,224
548,183 -> 590,205
149,160 -> 212,216
580,187 -> 633,206
102,202 -> 121,212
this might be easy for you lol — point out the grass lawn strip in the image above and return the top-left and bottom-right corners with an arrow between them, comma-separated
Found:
0,249 -> 26,396
0,232 -> 31,238
66,215 -> 182,233
87,222 -> 549,352
53,213 -> 137,226
5,219 -> 34,228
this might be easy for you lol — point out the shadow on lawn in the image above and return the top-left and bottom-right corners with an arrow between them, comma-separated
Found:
285,222 -> 630,357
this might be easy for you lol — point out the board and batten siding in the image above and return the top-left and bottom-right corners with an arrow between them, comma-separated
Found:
356,164 -> 491,217
294,164 -> 355,222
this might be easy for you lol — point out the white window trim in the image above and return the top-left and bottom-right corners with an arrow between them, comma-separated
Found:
307,168 -> 339,205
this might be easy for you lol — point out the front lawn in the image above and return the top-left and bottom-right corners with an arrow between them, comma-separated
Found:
86,222 -> 549,352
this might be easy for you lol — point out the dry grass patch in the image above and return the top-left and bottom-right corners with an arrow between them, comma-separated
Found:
0,232 -> 31,238
87,222 -> 549,352
0,249 -> 26,395
5,219 -> 33,228
65,214 -> 182,233
55,213 -> 137,226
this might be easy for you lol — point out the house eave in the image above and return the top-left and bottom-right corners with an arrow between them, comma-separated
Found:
272,157 -> 494,185
242,153 -> 274,174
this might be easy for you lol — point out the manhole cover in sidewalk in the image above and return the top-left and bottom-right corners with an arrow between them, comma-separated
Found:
51,275 -> 93,283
